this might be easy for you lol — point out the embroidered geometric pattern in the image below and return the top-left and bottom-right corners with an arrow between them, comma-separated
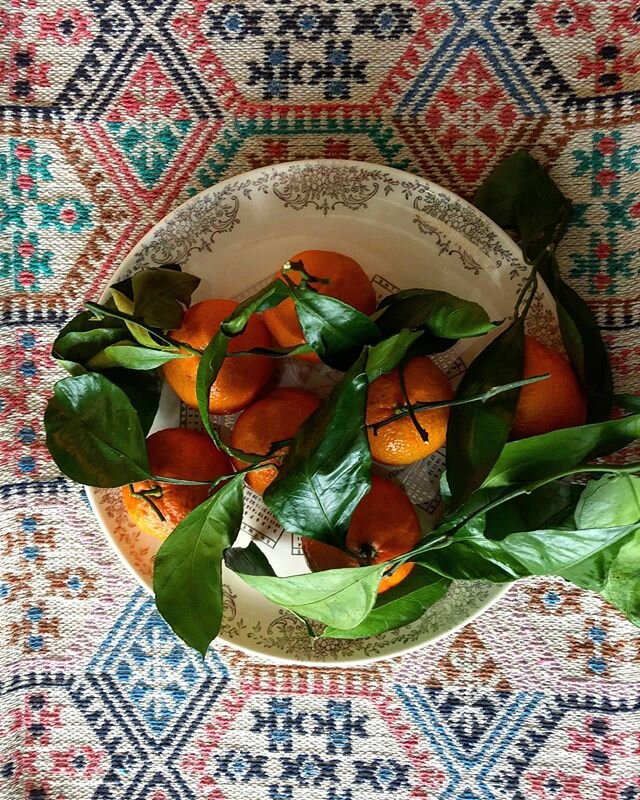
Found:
1,0 -> 639,798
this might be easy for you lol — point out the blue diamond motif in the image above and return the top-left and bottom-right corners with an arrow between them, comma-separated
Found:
87,588 -> 229,750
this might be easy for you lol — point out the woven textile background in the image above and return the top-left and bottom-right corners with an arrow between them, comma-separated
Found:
1,1 -> 640,798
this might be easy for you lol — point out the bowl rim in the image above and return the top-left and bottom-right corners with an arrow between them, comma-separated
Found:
87,157 -> 523,666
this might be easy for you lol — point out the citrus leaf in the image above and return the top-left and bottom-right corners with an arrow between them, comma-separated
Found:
107,368 -> 160,436
237,563 -> 385,629
290,283 -> 380,370
446,318 -> 525,509
86,343 -> 189,370
224,541 -> 276,577
483,414 -> 640,488
44,373 -> 151,487
153,474 -> 244,656
263,354 -> 370,541
132,268 -> 200,329
537,255 -> 613,422
376,289 -> 494,340
322,567 -> 450,638
365,330 -> 423,382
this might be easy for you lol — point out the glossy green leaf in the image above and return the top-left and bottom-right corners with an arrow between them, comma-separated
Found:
376,289 -> 494,340
446,318 -> 525,508
365,330 -> 423,382
238,563 -> 385,629
290,282 -> 380,370
323,567 -> 450,638
575,474 -> 640,529
474,150 -> 567,243
86,344 -> 188,371
53,311 -> 127,367
221,279 -> 290,336
153,474 -> 244,656
538,255 -> 613,421
483,414 -> 640,488
224,541 -> 276,576
44,373 -> 151,487
107,368 -> 160,436
263,355 -> 371,541
86,300 -> 176,350
131,268 -> 200,329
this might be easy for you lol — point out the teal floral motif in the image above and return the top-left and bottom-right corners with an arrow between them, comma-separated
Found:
106,121 -> 194,188
604,192 -> 640,230
570,231 -> 635,294
571,132 -> 640,199
0,232 -> 54,292
38,198 -> 94,233
0,138 -> 53,200
0,200 -> 25,232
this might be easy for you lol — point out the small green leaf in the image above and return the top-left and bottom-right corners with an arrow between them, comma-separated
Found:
365,330 -> 423,382
44,373 -> 151,487
290,282 -> 380,370
52,310 -> 127,367
221,279 -> 290,336
376,289 -> 494,340
446,319 -> 525,508
224,541 -> 276,576
86,344 -> 189,370
483,414 -> 640,488
263,354 -> 371,541
132,268 -> 200,329
323,567 -> 450,638
575,474 -> 640,529
238,563 -> 385,629
153,474 -> 245,656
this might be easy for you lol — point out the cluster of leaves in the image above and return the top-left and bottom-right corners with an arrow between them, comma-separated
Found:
43,151 -> 640,658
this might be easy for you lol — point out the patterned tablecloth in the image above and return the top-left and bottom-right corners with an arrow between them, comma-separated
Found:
2,1 -> 640,798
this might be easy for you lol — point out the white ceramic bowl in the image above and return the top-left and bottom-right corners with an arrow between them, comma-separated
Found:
88,160 -> 558,665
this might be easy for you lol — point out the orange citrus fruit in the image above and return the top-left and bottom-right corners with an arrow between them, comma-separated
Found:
511,335 -> 587,439
122,427 -> 231,540
366,356 -> 453,465
230,387 -> 321,495
262,250 -> 377,362
302,475 -> 421,594
163,298 -> 275,414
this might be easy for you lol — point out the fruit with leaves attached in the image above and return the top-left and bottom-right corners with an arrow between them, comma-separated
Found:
302,475 -> 421,593
511,336 -> 587,439
366,356 -> 453,465
230,387 -> 321,495
163,298 -> 275,414
262,250 -> 377,362
122,428 -> 231,540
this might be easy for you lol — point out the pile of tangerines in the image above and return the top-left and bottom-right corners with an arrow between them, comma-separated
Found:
123,250 -> 587,595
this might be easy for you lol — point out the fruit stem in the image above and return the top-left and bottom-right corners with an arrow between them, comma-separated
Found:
399,359 -> 430,443
129,484 -> 166,522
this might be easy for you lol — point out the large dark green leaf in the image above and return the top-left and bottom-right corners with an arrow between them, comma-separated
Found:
484,480 -> 582,539
153,474 -> 244,656
446,319 -> 525,509
290,282 -> 380,370
130,268 -> 200,329
537,255 -> 613,422
483,414 -> 640,488
323,567 -> 450,638
474,150 -> 567,243
52,310 -> 126,367
376,289 -> 494,340
263,355 -> 371,541
615,394 -> 640,413
238,563 -> 385,629
107,368 -> 160,436
44,373 -> 151,487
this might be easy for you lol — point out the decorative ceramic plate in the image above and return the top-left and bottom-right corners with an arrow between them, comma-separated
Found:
88,160 -> 559,665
